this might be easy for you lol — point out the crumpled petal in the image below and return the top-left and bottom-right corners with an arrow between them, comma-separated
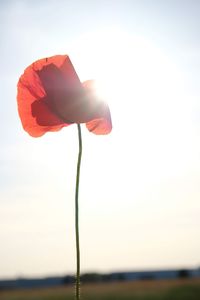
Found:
17,55 -> 112,137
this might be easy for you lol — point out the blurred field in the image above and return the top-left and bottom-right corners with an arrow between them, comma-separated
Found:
0,278 -> 200,300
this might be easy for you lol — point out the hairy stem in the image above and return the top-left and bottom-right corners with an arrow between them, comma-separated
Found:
75,124 -> 82,300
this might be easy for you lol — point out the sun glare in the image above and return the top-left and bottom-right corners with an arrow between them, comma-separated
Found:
69,29 -> 189,179
69,28 -> 182,121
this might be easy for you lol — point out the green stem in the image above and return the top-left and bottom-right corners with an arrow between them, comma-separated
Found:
75,124 -> 82,300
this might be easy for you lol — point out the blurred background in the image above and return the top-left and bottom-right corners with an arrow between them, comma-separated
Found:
0,1 -> 200,297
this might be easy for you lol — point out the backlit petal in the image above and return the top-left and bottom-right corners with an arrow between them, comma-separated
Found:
17,55 -> 112,137
83,80 -> 112,135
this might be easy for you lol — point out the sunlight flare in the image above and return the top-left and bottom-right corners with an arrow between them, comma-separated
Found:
69,28 -> 182,120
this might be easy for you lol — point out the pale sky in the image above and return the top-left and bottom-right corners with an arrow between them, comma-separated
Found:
0,0 -> 200,279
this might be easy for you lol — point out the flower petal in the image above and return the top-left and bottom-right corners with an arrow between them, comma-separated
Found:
82,80 -> 112,135
86,111 -> 112,135
17,55 -> 112,137
17,55 -> 81,137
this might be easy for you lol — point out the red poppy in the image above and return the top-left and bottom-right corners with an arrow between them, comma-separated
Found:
17,55 -> 112,137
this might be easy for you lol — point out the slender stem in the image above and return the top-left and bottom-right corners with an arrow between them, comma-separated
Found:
75,123 -> 82,300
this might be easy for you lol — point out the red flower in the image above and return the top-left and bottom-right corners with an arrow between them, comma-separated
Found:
17,55 -> 112,137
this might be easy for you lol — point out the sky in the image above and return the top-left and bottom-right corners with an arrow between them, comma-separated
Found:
0,0 -> 200,279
